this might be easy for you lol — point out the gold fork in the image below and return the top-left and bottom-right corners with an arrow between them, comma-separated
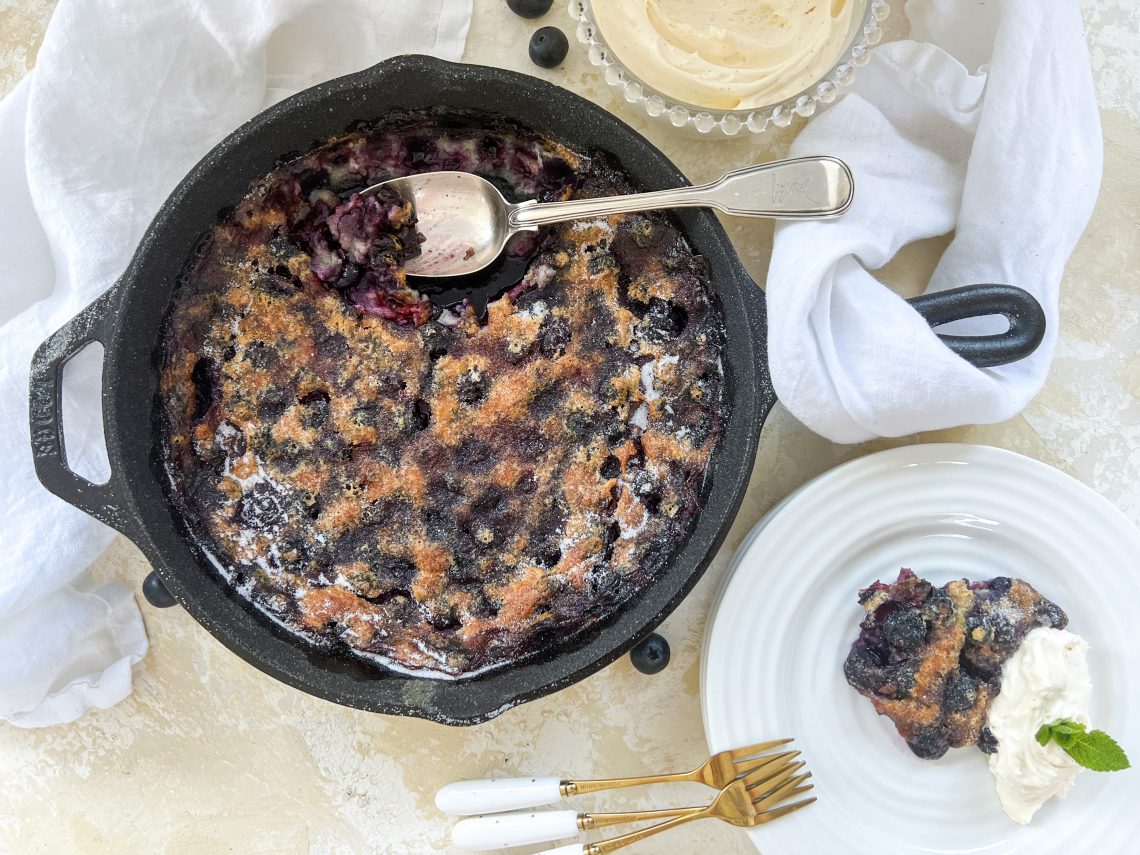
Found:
436,738 -> 795,817
541,758 -> 815,855
572,749 -> 804,829
450,748 -> 811,851
559,737 -> 794,796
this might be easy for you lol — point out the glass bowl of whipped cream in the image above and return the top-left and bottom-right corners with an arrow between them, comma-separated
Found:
569,0 -> 888,137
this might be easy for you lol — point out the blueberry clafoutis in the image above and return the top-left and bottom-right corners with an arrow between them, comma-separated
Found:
158,109 -> 729,678
844,569 -> 1068,759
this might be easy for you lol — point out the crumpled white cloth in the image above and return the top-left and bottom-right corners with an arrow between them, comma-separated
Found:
767,0 -> 1102,443
0,0 -> 471,728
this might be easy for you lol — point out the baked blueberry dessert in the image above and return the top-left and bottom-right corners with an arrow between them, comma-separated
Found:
844,569 -> 1068,759
158,109 -> 729,677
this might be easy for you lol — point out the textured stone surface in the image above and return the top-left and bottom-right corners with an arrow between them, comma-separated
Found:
2,1 -> 1138,852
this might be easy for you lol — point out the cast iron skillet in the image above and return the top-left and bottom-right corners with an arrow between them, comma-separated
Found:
28,56 -> 1045,725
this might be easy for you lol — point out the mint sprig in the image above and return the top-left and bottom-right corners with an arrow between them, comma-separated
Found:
1035,719 -> 1131,772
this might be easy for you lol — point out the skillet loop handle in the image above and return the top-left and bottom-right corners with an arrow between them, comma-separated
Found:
28,289 -> 127,531
905,284 -> 1046,368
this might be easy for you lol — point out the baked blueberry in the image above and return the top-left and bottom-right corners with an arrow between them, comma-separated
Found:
942,671 -> 979,713
908,727 -> 951,760
457,368 -> 490,405
978,726 -> 999,754
599,454 -> 621,479
637,298 -> 687,342
881,606 -> 927,651
539,317 -> 571,357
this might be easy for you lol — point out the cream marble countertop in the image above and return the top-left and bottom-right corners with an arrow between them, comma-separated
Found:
2,1 -> 1138,853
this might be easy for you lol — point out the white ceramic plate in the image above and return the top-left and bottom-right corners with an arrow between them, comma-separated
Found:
701,444 -> 1140,854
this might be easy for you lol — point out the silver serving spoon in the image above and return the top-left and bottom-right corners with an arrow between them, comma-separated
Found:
361,155 -> 853,278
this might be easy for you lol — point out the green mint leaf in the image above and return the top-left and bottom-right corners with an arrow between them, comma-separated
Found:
1035,720 -> 1129,771
1052,720 -> 1087,736
1054,732 -> 1076,750
1062,730 -> 1131,772
1036,718 -> 1086,747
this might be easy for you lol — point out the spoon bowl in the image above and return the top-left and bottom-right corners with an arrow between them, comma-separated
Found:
363,156 -> 854,278
373,172 -> 513,278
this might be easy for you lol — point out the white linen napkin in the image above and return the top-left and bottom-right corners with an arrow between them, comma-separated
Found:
0,0 -> 471,728
766,0 -> 1102,443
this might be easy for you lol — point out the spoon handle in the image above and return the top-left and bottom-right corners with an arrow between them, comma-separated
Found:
508,156 -> 853,229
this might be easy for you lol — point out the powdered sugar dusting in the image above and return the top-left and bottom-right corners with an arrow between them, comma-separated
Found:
570,218 -> 614,237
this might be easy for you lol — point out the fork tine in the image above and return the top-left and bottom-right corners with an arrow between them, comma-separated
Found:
738,747 -> 802,775
728,738 -> 794,763
744,760 -> 805,797
778,784 -> 815,801
729,756 -> 793,788
738,756 -> 803,791
756,797 -> 817,824
752,772 -> 812,810
736,753 -> 799,787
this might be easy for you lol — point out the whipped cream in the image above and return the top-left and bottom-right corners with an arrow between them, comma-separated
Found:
986,627 -> 1092,825
592,0 -> 857,110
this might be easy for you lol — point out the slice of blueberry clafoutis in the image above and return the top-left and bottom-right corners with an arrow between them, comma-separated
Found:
844,568 -> 1129,825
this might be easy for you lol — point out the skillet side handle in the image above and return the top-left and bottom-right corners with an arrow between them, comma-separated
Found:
28,288 -> 127,531
905,284 -> 1046,368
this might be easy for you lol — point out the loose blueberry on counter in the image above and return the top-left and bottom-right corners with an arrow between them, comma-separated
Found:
508,0 -> 554,17
529,27 -> 569,69
630,633 -> 670,674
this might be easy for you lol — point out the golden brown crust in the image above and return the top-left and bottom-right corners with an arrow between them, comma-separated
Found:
158,110 -> 729,676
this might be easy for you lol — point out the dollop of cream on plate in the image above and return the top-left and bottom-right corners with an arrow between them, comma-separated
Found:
986,627 -> 1092,825
591,0 -> 857,110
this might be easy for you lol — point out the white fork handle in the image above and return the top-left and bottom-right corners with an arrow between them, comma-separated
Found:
435,777 -> 563,816
452,809 -> 580,849
532,846 -> 586,855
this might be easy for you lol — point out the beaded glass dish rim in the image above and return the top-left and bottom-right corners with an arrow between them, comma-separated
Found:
568,0 -> 889,136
